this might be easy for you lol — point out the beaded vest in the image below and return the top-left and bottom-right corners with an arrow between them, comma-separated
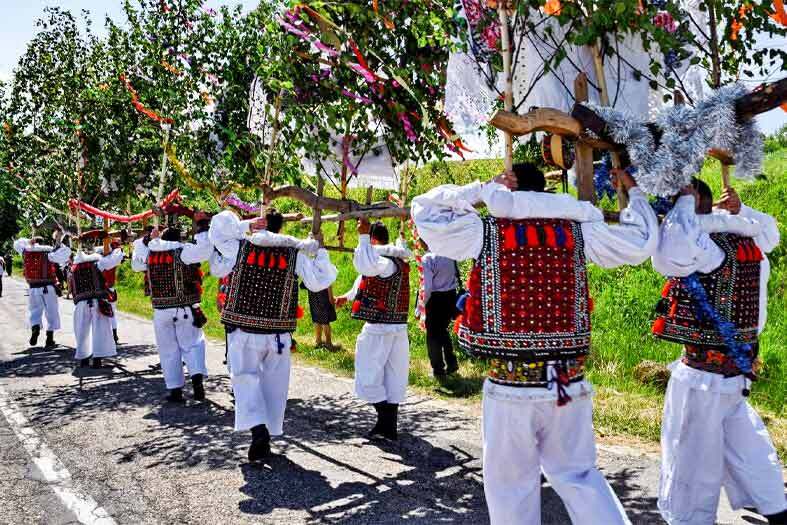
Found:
351,257 -> 410,324
146,249 -> 202,309
653,232 -> 761,376
458,217 -> 591,387
23,251 -> 57,287
69,262 -> 108,303
102,267 -> 117,288
221,241 -> 300,332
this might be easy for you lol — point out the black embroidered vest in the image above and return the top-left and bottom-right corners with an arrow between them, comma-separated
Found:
653,232 -> 761,376
221,241 -> 300,332
24,251 -> 57,287
147,249 -> 202,309
69,261 -> 108,303
458,217 -> 591,387
351,257 -> 410,324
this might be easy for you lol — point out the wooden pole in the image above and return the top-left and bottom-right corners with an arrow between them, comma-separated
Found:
312,176 -> 324,244
154,127 -> 170,228
498,3 -> 514,171
588,43 -> 627,209
574,73 -> 595,203
103,219 -> 111,254
721,163 -> 731,190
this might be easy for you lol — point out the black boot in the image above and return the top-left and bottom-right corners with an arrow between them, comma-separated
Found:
165,388 -> 184,403
382,403 -> 399,441
248,424 -> 271,462
191,374 -> 205,401
79,358 -> 91,368
113,329 -> 119,345
766,510 -> 787,524
90,357 -> 103,369
367,402 -> 387,439
44,331 -> 56,349
29,325 -> 41,346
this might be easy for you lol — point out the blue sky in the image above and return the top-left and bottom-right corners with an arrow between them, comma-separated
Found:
1,1 -> 784,133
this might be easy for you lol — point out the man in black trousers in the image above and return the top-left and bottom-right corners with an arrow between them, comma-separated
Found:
420,241 -> 460,379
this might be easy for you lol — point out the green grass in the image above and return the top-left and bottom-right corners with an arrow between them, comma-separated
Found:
107,149 -> 787,459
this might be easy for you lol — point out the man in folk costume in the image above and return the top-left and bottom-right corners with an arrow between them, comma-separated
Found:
131,213 -> 213,403
69,231 -> 124,369
411,162 -> 659,525
209,209 -> 337,461
335,219 -> 412,442
94,232 -> 127,346
651,180 -> 786,525
14,230 -> 72,348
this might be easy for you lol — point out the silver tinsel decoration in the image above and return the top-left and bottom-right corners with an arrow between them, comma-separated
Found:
585,84 -> 763,197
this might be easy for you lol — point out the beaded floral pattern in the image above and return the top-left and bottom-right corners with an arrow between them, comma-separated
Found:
459,217 -> 591,360
23,251 -> 56,287
68,262 -> 108,303
352,257 -> 411,324
488,356 -> 587,387
654,233 -> 761,348
682,344 -> 758,378
147,249 -> 202,309
221,241 -> 299,331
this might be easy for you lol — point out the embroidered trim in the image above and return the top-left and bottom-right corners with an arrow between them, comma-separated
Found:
459,217 -> 591,361
654,233 -> 760,348
487,356 -> 587,388
351,257 -> 410,324
221,241 -> 300,331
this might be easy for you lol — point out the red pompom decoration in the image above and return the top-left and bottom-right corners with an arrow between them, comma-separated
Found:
736,244 -> 746,262
278,255 -> 288,270
351,300 -> 362,313
503,224 -> 517,250
246,251 -> 257,265
544,226 -> 558,248
453,315 -> 463,335
296,305 -> 304,319
257,252 -> 266,267
359,279 -> 368,291
661,281 -> 673,299
526,225 -> 539,247
652,317 -> 666,335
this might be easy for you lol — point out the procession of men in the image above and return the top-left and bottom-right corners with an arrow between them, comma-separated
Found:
2,158 -> 783,525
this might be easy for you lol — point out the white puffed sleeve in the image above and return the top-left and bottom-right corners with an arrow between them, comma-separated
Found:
651,195 -> 725,277
739,205 -> 780,254
97,248 -> 124,272
48,244 -> 72,266
131,238 -> 150,272
582,188 -> 659,268
338,275 -> 363,302
353,235 -> 396,278
481,183 -> 605,222
13,238 -> 31,255
209,210 -> 254,262
410,182 -> 485,261
297,248 -> 338,292
180,232 -> 213,265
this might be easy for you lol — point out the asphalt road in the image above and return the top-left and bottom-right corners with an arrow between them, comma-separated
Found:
0,277 -> 775,524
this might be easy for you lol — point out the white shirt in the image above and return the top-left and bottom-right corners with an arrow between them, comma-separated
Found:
131,232 -> 214,272
338,235 -> 411,333
74,248 -> 125,272
410,181 -> 659,267
13,238 -> 72,267
651,195 -> 780,333
207,210 -> 337,293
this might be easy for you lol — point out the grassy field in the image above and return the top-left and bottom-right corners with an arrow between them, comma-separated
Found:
101,148 -> 786,459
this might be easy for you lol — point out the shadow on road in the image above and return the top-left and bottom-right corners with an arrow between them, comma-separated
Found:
2,340 -> 668,524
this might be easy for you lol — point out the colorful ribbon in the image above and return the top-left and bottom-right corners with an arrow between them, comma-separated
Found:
68,189 -> 180,223
120,73 -> 174,125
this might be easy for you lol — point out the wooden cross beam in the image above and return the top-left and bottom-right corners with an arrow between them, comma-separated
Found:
490,77 -> 787,169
